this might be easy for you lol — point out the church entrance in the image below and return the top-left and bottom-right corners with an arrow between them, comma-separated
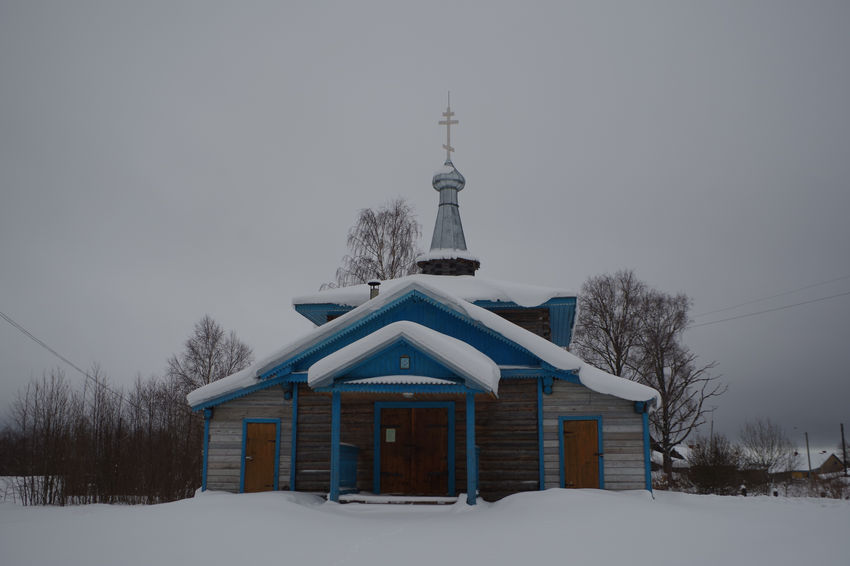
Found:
378,405 -> 451,495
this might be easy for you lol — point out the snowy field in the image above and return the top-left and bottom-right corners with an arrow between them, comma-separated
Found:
1,489 -> 847,566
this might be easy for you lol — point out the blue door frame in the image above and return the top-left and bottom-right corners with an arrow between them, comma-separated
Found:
558,415 -> 604,489
240,418 -> 282,493
329,394 -> 479,504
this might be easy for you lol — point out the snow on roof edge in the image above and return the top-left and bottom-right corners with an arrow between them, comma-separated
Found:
308,321 -> 500,393
188,279 -> 659,408
292,273 -> 576,309
417,248 -> 480,263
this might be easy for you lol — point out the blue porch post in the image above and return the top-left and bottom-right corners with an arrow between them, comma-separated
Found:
289,383 -> 299,491
643,411 -> 652,492
466,392 -> 477,505
202,408 -> 212,491
330,390 -> 341,502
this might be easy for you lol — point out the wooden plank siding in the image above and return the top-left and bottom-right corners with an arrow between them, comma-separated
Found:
295,386 -> 538,501
295,391 -> 469,495
475,380 -> 539,500
491,308 -> 551,342
542,381 -> 645,490
207,378 -> 646,496
206,388 -> 292,492
294,387 -> 332,492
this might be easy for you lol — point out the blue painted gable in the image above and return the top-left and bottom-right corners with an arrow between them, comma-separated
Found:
335,339 -> 463,383
295,296 -> 577,347
260,289 -> 540,381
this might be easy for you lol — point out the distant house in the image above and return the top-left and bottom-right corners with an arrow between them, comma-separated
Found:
650,440 -> 690,472
187,104 -> 660,504
791,452 -> 846,479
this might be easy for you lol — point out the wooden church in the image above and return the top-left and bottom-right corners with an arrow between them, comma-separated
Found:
187,103 -> 660,504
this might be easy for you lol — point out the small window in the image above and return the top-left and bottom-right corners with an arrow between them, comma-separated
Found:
399,355 -> 410,370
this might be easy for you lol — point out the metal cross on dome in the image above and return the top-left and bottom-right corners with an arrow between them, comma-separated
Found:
439,93 -> 458,163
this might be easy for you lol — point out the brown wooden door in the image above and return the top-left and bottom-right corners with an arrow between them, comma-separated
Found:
562,419 -> 600,488
380,407 -> 449,495
244,422 -> 277,492
380,408 -> 413,494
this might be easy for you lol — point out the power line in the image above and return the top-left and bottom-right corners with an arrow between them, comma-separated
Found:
693,274 -> 850,318
0,309 -> 130,406
688,290 -> 850,329
0,309 -> 192,415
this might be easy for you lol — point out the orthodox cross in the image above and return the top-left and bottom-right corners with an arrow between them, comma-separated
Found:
439,93 -> 458,162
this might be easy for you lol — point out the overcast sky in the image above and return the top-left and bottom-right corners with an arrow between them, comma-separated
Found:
1,1 -> 848,453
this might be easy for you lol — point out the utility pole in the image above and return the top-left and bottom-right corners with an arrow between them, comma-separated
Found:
805,432 -> 812,480
841,423 -> 847,477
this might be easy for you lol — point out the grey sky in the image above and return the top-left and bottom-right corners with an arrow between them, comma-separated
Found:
1,1 -> 848,452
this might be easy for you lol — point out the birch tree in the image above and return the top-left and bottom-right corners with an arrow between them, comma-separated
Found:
166,315 -> 253,393
328,197 -> 422,288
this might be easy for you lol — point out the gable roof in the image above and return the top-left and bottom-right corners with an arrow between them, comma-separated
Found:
307,320 -> 501,393
292,274 -> 575,309
187,279 -> 659,408
292,274 -> 578,347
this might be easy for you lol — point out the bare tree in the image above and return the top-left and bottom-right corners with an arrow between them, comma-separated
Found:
328,197 -> 422,288
739,418 -> 797,477
572,271 -> 725,476
167,315 -> 253,393
688,433 -> 742,495
571,269 -> 647,379
12,369 -> 78,505
633,289 -> 725,475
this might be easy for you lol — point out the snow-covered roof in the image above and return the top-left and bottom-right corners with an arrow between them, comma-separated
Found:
795,451 -> 843,471
417,248 -> 480,263
307,321 -> 501,393
652,450 -> 690,469
188,279 -> 658,408
293,273 -> 575,309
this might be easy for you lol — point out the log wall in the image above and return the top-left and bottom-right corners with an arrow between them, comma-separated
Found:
294,391 -> 469,495
206,388 -> 293,492
492,308 -> 551,342
206,379 -> 646,496
542,381 -> 646,490
476,380 -> 539,500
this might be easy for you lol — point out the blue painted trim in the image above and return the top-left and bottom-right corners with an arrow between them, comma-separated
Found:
202,408 -> 212,491
643,411 -> 652,492
239,418 -> 281,493
336,373 -> 464,386
558,415 -> 604,489
466,393 -> 477,505
470,297 -> 574,310
289,383 -> 299,491
190,373 -> 306,411
373,401 -> 456,496
540,363 -> 581,385
500,367 -> 548,378
260,289 -> 541,381
330,391 -> 341,502
317,383 -> 479,395
293,297 -> 577,328
293,302 -> 353,325
537,378 -> 544,490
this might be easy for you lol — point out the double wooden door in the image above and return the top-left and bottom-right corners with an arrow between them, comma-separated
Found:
380,407 -> 449,495
244,422 -> 277,493
562,419 -> 600,488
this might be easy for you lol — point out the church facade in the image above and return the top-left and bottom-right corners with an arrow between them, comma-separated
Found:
187,103 -> 659,503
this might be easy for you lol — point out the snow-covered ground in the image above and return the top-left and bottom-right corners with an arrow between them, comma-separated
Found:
1,489 -> 847,566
